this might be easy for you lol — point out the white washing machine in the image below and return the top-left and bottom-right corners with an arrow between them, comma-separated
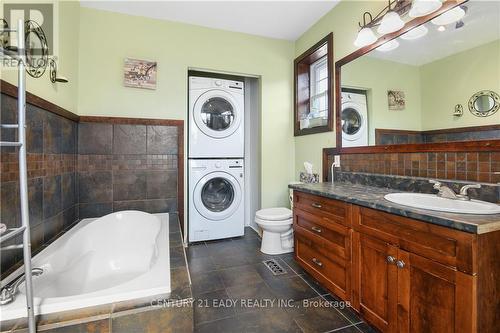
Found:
189,76 -> 244,158
341,90 -> 368,147
189,159 -> 244,242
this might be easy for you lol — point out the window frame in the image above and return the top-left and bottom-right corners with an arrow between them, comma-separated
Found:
294,33 -> 334,136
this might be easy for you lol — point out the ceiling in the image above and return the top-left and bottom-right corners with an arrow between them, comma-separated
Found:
368,1 -> 500,66
79,1 -> 340,41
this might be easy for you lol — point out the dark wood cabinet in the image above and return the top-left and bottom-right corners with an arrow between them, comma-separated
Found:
293,190 -> 500,333
396,250 -> 476,333
351,232 -> 398,333
294,191 -> 351,300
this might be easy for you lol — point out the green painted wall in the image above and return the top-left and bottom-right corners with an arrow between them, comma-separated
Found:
77,7 -> 295,209
342,56 -> 422,145
294,0 -> 386,178
420,39 -> 500,130
0,1 -> 80,112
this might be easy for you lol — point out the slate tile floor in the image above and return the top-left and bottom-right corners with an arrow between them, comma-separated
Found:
188,228 -> 375,333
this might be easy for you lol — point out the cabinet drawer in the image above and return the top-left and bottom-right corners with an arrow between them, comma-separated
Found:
295,230 -> 350,299
294,208 -> 350,260
353,206 -> 475,274
294,191 -> 350,227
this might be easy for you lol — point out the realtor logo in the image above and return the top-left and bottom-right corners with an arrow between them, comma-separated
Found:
2,2 -> 54,54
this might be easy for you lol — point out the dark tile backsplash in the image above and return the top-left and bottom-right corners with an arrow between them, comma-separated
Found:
1,93 -> 79,278
333,171 -> 499,203
327,152 -> 500,184
77,122 -> 179,219
325,150 -> 499,204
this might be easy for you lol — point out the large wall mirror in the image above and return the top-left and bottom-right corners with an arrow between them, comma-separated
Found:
336,0 -> 499,150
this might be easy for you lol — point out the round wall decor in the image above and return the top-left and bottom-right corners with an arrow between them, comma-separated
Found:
468,90 -> 499,117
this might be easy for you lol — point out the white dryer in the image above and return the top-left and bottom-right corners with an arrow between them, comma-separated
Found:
189,76 -> 244,158
341,90 -> 368,147
189,159 -> 244,242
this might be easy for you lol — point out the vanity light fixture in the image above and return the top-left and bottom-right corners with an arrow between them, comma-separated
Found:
400,25 -> 428,40
408,0 -> 442,18
354,0 -> 411,48
376,39 -> 400,52
431,5 -> 466,26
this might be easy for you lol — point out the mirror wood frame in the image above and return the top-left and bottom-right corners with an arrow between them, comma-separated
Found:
333,0 -> 499,155
294,32 -> 334,136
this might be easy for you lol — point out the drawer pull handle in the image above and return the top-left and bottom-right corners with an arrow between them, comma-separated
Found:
396,260 -> 405,269
311,203 -> 322,209
311,226 -> 322,233
312,258 -> 323,267
386,256 -> 396,264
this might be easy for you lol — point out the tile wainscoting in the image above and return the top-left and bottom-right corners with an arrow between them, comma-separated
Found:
1,93 -> 79,278
0,82 -> 184,278
375,126 -> 500,145
77,122 -> 179,219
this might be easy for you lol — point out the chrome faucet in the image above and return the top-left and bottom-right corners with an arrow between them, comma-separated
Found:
0,268 -> 43,305
429,180 -> 481,201
458,184 -> 482,200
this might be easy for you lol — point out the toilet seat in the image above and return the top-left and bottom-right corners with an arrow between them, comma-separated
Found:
255,216 -> 292,226
255,208 -> 292,221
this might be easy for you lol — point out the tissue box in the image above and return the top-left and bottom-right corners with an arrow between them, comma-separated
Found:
300,172 -> 319,184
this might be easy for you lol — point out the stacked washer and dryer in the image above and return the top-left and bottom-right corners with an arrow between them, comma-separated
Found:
188,76 -> 245,242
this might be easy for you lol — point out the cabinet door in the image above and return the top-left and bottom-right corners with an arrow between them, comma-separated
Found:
397,250 -> 476,333
352,232 -> 399,333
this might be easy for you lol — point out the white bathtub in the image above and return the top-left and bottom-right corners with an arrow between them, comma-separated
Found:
0,211 -> 171,321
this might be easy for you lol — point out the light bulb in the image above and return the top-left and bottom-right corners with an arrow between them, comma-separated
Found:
354,27 -> 377,47
409,0 -> 443,18
401,25 -> 429,40
431,6 -> 465,26
376,39 -> 400,52
377,11 -> 405,35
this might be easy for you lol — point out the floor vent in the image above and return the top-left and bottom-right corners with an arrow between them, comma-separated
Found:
263,259 -> 287,276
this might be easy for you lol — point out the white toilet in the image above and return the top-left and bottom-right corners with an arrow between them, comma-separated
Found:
255,207 -> 293,255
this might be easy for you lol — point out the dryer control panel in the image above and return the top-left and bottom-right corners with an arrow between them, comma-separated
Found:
189,76 -> 244,94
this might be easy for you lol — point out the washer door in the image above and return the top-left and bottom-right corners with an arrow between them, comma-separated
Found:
193,89 -> 242,139
194,171 -> 242,221
341,101 -> 365,141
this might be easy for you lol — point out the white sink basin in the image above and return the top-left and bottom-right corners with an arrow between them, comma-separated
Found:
384,193 -> 500,215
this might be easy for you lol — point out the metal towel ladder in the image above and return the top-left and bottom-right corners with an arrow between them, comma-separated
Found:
0,19 -> 37,333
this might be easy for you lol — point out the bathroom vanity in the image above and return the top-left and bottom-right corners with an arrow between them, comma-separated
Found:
290,182 -> 500,333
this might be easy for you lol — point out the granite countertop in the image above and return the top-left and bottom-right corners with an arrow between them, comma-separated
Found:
289,182 -> 500,234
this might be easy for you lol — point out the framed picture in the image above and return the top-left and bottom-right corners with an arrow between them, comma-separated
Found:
124,58 -> 157,90
388,90 -> 405,111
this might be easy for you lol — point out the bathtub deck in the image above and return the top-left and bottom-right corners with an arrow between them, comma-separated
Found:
0,213 -> 193,333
